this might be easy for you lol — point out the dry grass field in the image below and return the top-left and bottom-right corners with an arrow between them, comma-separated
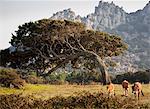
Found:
0,84 -> 150,109
0,84 -> 150,101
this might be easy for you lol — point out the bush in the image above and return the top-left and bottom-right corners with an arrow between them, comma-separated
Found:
44,71 -> 102,85
24,75 -> 45,84
0,68 -> 25,89
45,72 -> 68,84
66,71 -> 102,85
0,92 -> 149,109
113,70 -> 150,84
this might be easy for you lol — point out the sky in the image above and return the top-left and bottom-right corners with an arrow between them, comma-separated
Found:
0,0 -> 149,49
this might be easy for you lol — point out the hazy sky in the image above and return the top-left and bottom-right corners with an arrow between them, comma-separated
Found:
0,0 -> 149,49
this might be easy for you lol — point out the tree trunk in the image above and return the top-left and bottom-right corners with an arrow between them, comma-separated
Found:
84,50 -> 111,85
95,55 -> 111,85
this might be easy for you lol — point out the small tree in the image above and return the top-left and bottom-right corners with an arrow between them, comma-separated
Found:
0,19 -> 127,85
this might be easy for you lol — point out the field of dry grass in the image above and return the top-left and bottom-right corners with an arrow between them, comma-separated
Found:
0,84 -> 150,102
0,84 -> 150,109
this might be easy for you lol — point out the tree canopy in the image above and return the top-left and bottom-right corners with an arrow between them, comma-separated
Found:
0,19 -> 127,84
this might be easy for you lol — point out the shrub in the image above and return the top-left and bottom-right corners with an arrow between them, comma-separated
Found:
24,75 -> 45,84
0,92 -> 149,109
0,68 -> 25,89
113,70 -> 150,84
66,71 -> 102,85
45,72 -> 68,84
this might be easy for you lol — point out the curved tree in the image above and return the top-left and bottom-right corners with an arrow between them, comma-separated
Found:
0,19 -> 127,85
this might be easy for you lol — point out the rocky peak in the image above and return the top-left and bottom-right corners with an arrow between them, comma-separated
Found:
93,1 -> 127,30
143,1 -> 150,13
51,8 -> 75,20
95,1 -> 124,14
50,8 -> 81,22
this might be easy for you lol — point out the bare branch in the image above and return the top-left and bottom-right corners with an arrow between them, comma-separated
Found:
77,39 -> 87,51
64,37 -> 81,53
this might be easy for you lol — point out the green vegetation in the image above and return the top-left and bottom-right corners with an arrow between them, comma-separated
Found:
113,70 -> 150,84
0,19 -> 127,84
45,71 -> 102,85
1,67 -> 149,87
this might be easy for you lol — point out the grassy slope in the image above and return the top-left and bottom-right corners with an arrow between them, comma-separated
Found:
0,84 -> 150,103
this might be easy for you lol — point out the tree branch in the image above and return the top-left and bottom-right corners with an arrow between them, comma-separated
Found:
64,37 -> 76,53
41,52 -> 84,76
49,44 -> 62,60
77,39 -> 87,51
34,48 -> 57,60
